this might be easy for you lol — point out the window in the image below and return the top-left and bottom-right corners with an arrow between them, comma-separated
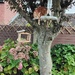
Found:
0,0 -> 4,3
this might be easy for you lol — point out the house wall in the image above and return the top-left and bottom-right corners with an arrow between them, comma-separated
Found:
0,3 -> 4,24
4,2 -> 16,25
0,2 -> 17,25
52,27 -> 75,47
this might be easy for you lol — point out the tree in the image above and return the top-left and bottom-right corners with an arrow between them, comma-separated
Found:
5,0 -> 74,75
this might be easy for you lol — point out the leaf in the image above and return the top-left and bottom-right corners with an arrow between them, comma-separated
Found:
31,72 -> 39,75
1,73 -> 5,75
33,65 -> 39,72
0,61 -> 7,67
31,44 -> 38,51
7,65 -> 13,70
7,70 -> 12,74
0,52 -> 7,59
10,59 -> 20,67
4,67 -> 8,72
26,23 -> 31,27
23,63 -> 28,68
28,67 -> 34,74
24,70 -> 29,75
13,68 -> 17,74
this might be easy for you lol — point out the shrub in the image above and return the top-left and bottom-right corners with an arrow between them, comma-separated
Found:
51,44 -> 75,75
0,39 -> 75,75
0,39 -> 39,75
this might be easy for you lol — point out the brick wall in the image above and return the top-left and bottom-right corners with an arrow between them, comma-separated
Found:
0,3 -> 4,24
4,2 -> 16,25
0,2 -> 17,25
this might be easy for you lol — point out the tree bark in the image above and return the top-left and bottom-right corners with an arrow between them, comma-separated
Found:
33,28 -> 39,44
37,27 -> 53,75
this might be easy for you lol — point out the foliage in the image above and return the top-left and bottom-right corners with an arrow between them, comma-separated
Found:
51,44 -> 75,75
0,39 -> 75,75
0,39 -> 39,75
5,0 -> 73,29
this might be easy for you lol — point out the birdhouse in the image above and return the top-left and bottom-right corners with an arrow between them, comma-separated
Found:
17,30 -> 31,43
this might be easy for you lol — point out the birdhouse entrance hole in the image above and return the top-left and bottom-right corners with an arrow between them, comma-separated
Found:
21,34 -> 27,39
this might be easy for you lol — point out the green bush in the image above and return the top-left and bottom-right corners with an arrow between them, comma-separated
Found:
0,39 -> 39,75
51,44 -> 75,75
0,39 -> 75,75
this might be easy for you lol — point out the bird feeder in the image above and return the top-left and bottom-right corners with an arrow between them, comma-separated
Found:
17,30 -> 31,43
41,0 -> 58,20
33,0 -> 58,24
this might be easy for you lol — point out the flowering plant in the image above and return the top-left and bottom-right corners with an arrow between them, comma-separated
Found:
0,39 -> 39,75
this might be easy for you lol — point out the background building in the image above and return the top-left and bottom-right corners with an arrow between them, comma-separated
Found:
0,1 -> 17,25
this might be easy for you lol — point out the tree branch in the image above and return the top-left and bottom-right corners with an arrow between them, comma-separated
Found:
5,0 -> 40,29
18,9 -> 39,29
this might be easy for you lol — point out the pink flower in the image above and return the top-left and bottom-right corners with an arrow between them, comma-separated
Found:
0,64 -> 3,72
17,52 -> 25,59
33,51 -> 38,57
9,48 -> 17,56
18,62 -> 23,70
14,55 -> 18,60
16,46 -> 25,52
24,54 -> 30,61
25,45 -> 31,52
15,46 -> 21,51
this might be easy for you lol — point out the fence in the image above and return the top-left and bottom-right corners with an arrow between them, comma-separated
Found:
52,26 -> 75,46
0,25 -> 75,46
0,25 -> 32,45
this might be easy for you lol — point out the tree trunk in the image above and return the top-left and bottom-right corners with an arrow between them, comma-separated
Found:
38,41 -> 52,75
37,27 -> 53,75
33,28 -> 39,43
